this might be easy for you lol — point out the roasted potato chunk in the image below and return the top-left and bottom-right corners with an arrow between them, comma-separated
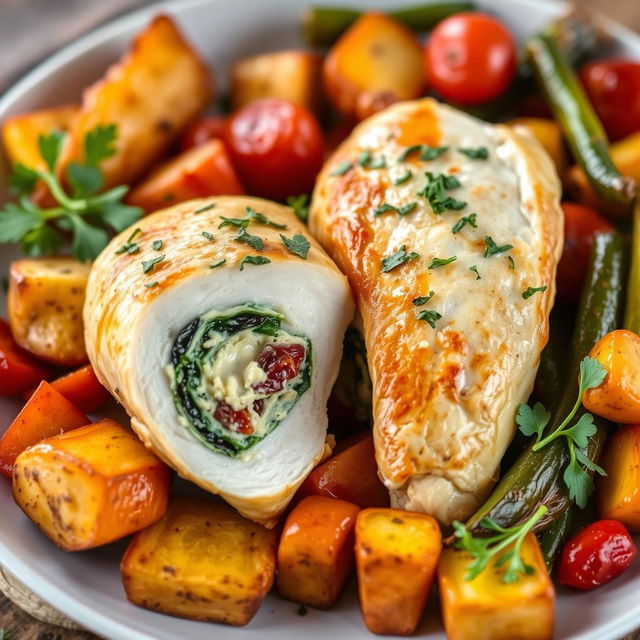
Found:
355,508 -> 441,635
509,118 -> 567,177
8,257 -> 90,366
2,104 -> 78,170
13,419 -> 170,551
121,497 -> 278,626
438,533 -> 555,640
277,495 -> 359,609
57,15 -> 213,191
231,50 -> 324,115
323,13 -> 423,121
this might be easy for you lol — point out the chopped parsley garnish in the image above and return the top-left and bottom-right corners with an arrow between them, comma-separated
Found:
452,505 -> 548,583
368,155 -> 387,169
417,309 -> 442,328
458,146 -> 489,160
239,255 -> 271,270
523,285 -> 547,299
331,161 -> 352,176
194,203 -> 216,214
412,291 -> 435,306
397,202 -> 417,216
374,202 -> 417,217
469,265 -> 481,280
418,172 -> 466,214
286,194 -> 310,223
209,259 -> 226,269
358,150 -> 386,169
398,144 -> 449,162
381,246 -> 420,273
517,357 -> 607,508
374,203 -> 397,216
235,227 -> 264,251
220,207 -> 286,230
507,256 -> 516,270
358,150 -> 372,166
152,239 -> 163,250
484,236 -> 514,257
428,255 -> 457,269
202,231 -> 213,241
280,233 -> 311,259
394,169 -> 413,185
142,255 -> 164,273
144,281 -> 159,289
115,227 -> 142,255
451,213 -> 477,234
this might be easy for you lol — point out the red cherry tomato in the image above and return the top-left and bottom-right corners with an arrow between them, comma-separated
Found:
580,59 -> 640,142
0,319 -> 50,397
180,116 -> 228,151
556,202 -> 614,304
223,99 -> 325,200
558,520 -> 637,590
424,12 -> 516,105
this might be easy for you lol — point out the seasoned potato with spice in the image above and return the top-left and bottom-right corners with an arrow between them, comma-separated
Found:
57,15 -> 213,191
8,257 -> 90,366
121,497 -> 278,626
438,533 -> 555,640
323,13 -> 423,121
277,495 -> 359,609
13,419 -> 170,551
355,508 -> 441,635
231,50 -> 324,115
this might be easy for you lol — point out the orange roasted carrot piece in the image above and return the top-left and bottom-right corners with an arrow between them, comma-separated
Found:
277,495 -> 359,609
23,364 -> 110,413
0,380 -> 88,477
296,435 -> 389,508
13,419 -> 170,550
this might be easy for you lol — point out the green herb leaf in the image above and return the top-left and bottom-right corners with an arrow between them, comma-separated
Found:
194,203 -> 216,214
115,228 -> 142,255
381,245 -> 419,273
484,236 -> 514,257
21,224 -> 63,256
153,239 -> 164,250
507,256 -> 516,270
0,628 -> 13,640
563,456 -> 593,510
517,401 -> 550,441
245,206 -> 287,229
144,281 -> 159,289
580,356 -> 607,391
428,256 -> 457,269
397,202 -> 417,216
418,172 -> 466,214
142,254 -> 165,274
9,163 -> 40,196
374,203 -> 396,216
564,413 -> 597,449
523,285 -> 548,299
0,204 -> 43,243
84,123 -> 117,165
331,161 -> 352,176
240,255 -> 271,270
235,227 -> 264,251
280,233 -> 310,259
286,194 -> 310,223
451,213 -> 477,234
67,215 -> 110,262
469,265 -> 481,280
458,146 -> 489,160
67,162 -> 103,197
358,150 -> 372,166
358,150 -> 386,169
38,130 -> 66,172
219,216 -> 249,229
416,309 -> 442,328
421,145 -> 449,161
202,232 -> 213,241
209,259 -> 226,269
412,291 -> 435,306
394,169 -> 413,185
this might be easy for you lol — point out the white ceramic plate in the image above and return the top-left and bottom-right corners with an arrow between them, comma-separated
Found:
2,1 -> 640,638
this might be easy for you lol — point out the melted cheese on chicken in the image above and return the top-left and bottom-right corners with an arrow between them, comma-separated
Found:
310,99 -> 563,524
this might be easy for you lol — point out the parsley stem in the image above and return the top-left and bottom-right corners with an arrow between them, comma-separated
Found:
37,170 -> 85,212
532,385 -> 585,451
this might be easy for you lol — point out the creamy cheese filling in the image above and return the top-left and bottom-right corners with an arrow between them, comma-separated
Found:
167,304 -> 312,457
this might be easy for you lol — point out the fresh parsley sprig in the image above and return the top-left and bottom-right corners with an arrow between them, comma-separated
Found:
452,505 -> 548,584
381,246 -> 420,273
286,194 -> 310,223
0,629 -> 12,640
517,356 -> 608,508
0,124 -> 142,261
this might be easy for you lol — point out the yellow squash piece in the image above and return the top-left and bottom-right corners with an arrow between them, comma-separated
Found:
231,50 -> 324,115
13,419 -> 170,551
355,508 -> 441,635
2,104 -> 78,170
57,14 -> 213,191
509,118 -> 567,177
121,496 -> 278,626
438,533 -> 555,640
8,257 -> 90,366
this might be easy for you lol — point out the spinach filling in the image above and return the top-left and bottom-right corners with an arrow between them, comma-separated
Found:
168,304 -> 312,457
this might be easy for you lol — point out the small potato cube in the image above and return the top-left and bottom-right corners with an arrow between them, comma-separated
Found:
8,257 -> 90,366
277,495 -> 359,609
13,419 -> 170,550
2,104 -> 78,170
121,497 -> 278,626
598,424 -> 640,530
508,118 -> 567,176
438,533 -> 555,640
231,50 -> 324,115
323,13 -> 423,121
355,508 -> 441,635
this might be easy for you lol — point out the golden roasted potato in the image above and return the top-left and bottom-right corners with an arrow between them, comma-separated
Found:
1,104 -> 78,170
355,508 -> 441,635
438,533 -> 555,640
509,118 -> 567,177
13,419 -> 170,551
121,497 -> 278,626
8,257 -> 90,366
323,13 -> 423,121
57,15 -> 213,191
231,50 -> 324,115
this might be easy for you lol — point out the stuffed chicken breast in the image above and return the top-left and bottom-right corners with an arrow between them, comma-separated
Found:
84,196 -> 354,526
310,98 -> 563,524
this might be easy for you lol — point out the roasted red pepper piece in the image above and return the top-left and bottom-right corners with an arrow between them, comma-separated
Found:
255,343 -> 306,394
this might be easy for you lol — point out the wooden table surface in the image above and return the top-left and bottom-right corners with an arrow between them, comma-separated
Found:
1,0 -> 639,638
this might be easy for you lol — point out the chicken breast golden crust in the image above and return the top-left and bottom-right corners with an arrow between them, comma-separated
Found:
84,197 -> 354,526
309,98 -> 563,524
